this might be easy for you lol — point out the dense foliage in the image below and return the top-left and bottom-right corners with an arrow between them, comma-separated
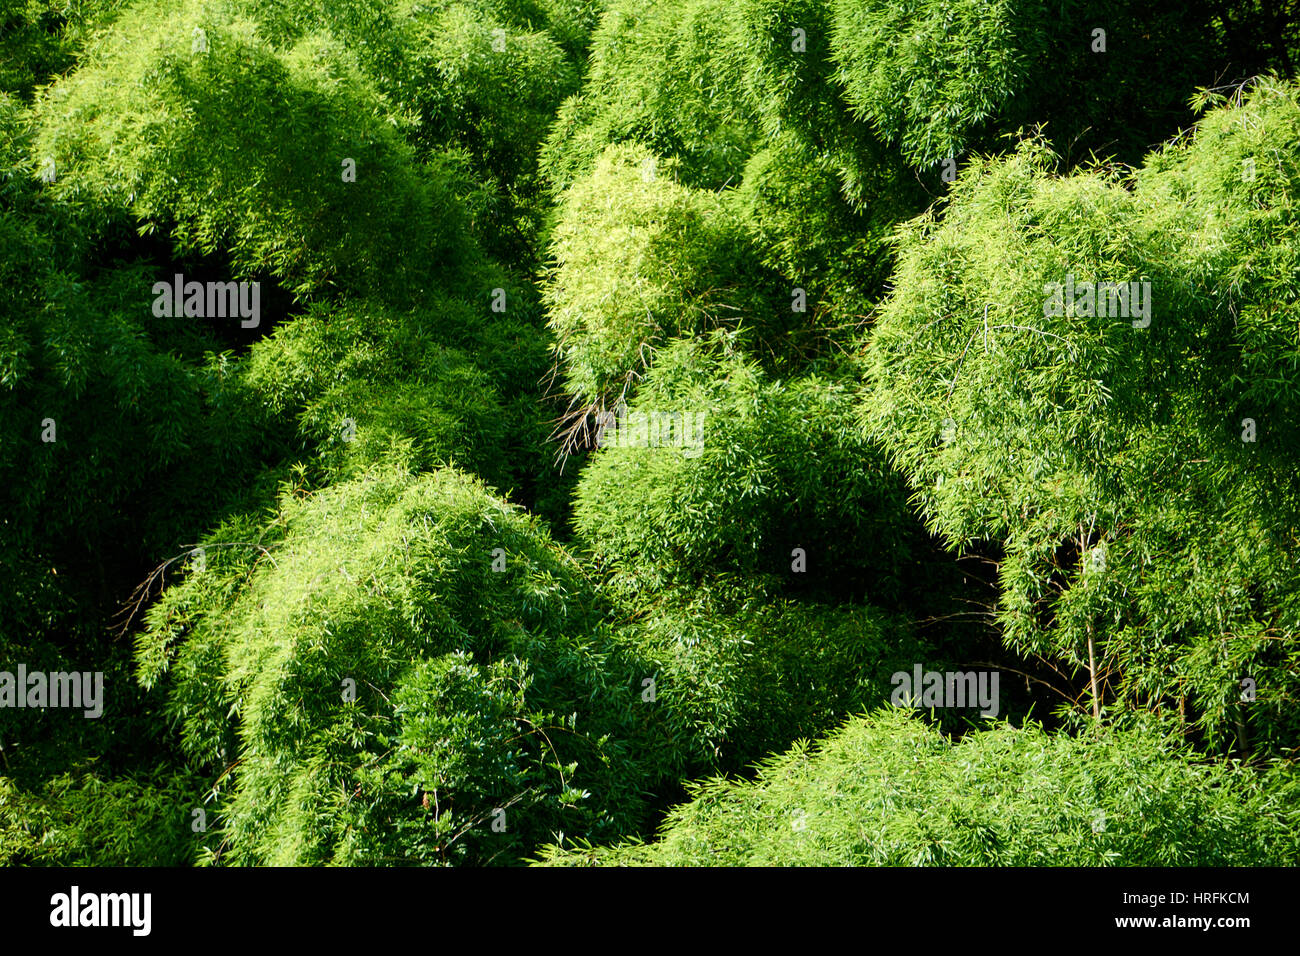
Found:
538,708 -> 1300,866
1,0 -> 1297,866
860,80 -> 1300,757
